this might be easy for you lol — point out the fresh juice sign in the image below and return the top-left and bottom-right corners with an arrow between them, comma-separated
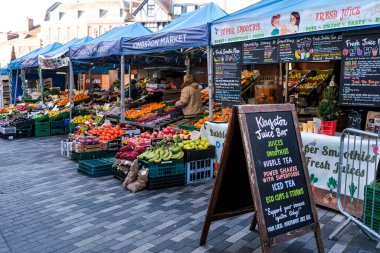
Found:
211,0 -> 380,45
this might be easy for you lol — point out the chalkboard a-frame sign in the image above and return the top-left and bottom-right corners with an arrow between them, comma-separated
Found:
200,104 -> 324,253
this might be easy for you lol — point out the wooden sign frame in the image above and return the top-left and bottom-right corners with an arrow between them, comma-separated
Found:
200,104 -> 324,253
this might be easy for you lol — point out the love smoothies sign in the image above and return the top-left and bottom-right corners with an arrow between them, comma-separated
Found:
340,34 -> 380,107
211,0 -> 379,45
200,105 -> 324,253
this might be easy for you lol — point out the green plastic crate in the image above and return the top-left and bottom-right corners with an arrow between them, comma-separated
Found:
33,114 -> 49,122
140,159 -> 185,178
50,128 -> 65,135
35,127 -> 50,137
50,121 -> 64,129
78,158 -> 116,177
35,121 -> 50,130
71,150 -> 108,161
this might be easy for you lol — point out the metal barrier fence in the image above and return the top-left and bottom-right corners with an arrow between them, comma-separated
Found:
329,128 -> 380,241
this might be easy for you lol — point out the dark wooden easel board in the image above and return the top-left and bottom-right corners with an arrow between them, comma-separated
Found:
200,104 -> 324,253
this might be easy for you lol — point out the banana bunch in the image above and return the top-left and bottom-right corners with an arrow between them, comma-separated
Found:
138,143 -> 184,163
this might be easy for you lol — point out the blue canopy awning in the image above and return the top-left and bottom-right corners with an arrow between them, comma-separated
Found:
210,0 -> 380,45
42,37 -> 93,59
0,68 -> 8,75
69,23 -> 151,60
122,3 -> 227,55
20,42 -> 62,68
9,48 -> 41,70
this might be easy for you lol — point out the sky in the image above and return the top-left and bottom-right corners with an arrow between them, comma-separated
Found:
0,0 -> 73,32
0,0 -> 256,33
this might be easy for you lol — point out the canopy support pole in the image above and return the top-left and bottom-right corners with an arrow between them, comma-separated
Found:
186,54 -> 191,75
89,67 -> 93,100
21,69 -> 25,101
120,56 -> 125,124
69,61 -> 74,124
285,63 -> 289,103
38,68 -> 44,104
207,47 -> 213,120
14,69 -> 19,104
128,62 -> 131,99
279,63 -> 283,103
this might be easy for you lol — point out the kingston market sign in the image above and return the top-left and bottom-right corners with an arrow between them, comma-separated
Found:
211,0 -> 380,45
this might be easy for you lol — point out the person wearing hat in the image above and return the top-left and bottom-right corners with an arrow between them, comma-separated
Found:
175,74 -> 203,117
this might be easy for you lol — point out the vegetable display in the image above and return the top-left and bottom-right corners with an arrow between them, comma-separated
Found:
87,125 -> 125,141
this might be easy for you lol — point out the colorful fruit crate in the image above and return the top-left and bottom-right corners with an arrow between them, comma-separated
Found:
185,145 -> 215,162
147,174 -> 185,190
33,114 -> 49,122
77,158 -> 116,177
186,158 -> 214,185
71,150 -> 108,161
140,159 -> 185,179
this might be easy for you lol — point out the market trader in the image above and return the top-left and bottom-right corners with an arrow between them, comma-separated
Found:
175,74 -> 203,118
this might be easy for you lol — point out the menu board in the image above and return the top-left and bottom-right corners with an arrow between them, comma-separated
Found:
213,45 -> 242,104
246,111 -> 313,238
312,34 -> 342,61
279,35 -> 342,63
243,40 -> 278,64
340,34 -> 380,107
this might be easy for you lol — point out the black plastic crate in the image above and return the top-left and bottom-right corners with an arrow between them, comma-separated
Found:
184,146 -> 215,162
147,174 -> 185,190
16,127 -> 33,138
50,121 -> 65,129
113,169 -> 128,182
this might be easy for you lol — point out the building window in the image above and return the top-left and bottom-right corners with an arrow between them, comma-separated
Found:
94,28 -> 99,37
99,9 -> 107,17
186,5 -> 196,13
120,8 -> 123,17
59,12 -> 65,20
147,1 -> 155,17
173,5 -> 182,16
78,10 -> 84,18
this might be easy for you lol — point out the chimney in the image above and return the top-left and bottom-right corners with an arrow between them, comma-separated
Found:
26,18 -> 33,31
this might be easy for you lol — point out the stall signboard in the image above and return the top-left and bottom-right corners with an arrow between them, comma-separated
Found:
339,34 -> 380,107
302,132 -> 377,216
211,0 -> 379,45
201,105 -> 323,253
213,45 -> 242,104
278,35 -> 342,63
243,40 -> 278,64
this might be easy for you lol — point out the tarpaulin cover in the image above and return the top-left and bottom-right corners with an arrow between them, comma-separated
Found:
20,42 -> 62,68
38,37 -> 93,69
122,3 -> 227,55
69,23 -> 151,60
211,0 -> 380,45
0,68 -> 8,75
9,48 -> 40,70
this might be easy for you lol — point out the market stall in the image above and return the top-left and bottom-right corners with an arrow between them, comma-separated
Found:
203,0 -> 380,211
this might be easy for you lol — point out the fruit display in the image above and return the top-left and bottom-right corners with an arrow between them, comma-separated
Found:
289,72 -> 302,79
138,139 -> 184,163
115,146 -> 146,161
125,102 -> 165,119
255,84 -> 277,104
6,118 -> 34,128
74,136 -> 100,145
87,125 -> 125,142
16,104 -> 28,112
179,137 -> 210,150
56,93 -> 90,107
0,108 -> 9,113
32,113 -> 48,121
194,114 -> 224,129
143,114 -> 172,126
125,136 -> 152,147
135,113 -> 158,123
71,115 -> 93,124
140,126 -> 177,139
221,108 -> 232,122
298,82 -> 319,89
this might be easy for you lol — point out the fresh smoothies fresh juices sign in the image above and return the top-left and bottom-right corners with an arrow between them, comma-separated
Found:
212,0 -> 379,45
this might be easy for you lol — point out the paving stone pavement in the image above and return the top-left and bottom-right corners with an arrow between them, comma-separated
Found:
0,136 -> 380,253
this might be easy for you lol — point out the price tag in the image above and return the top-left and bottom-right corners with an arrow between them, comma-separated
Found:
190,131 -> 200,140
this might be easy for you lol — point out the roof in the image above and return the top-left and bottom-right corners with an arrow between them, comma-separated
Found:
20,42 -> 62,68
69,22 -> 152,60
133,0 -> 171,16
